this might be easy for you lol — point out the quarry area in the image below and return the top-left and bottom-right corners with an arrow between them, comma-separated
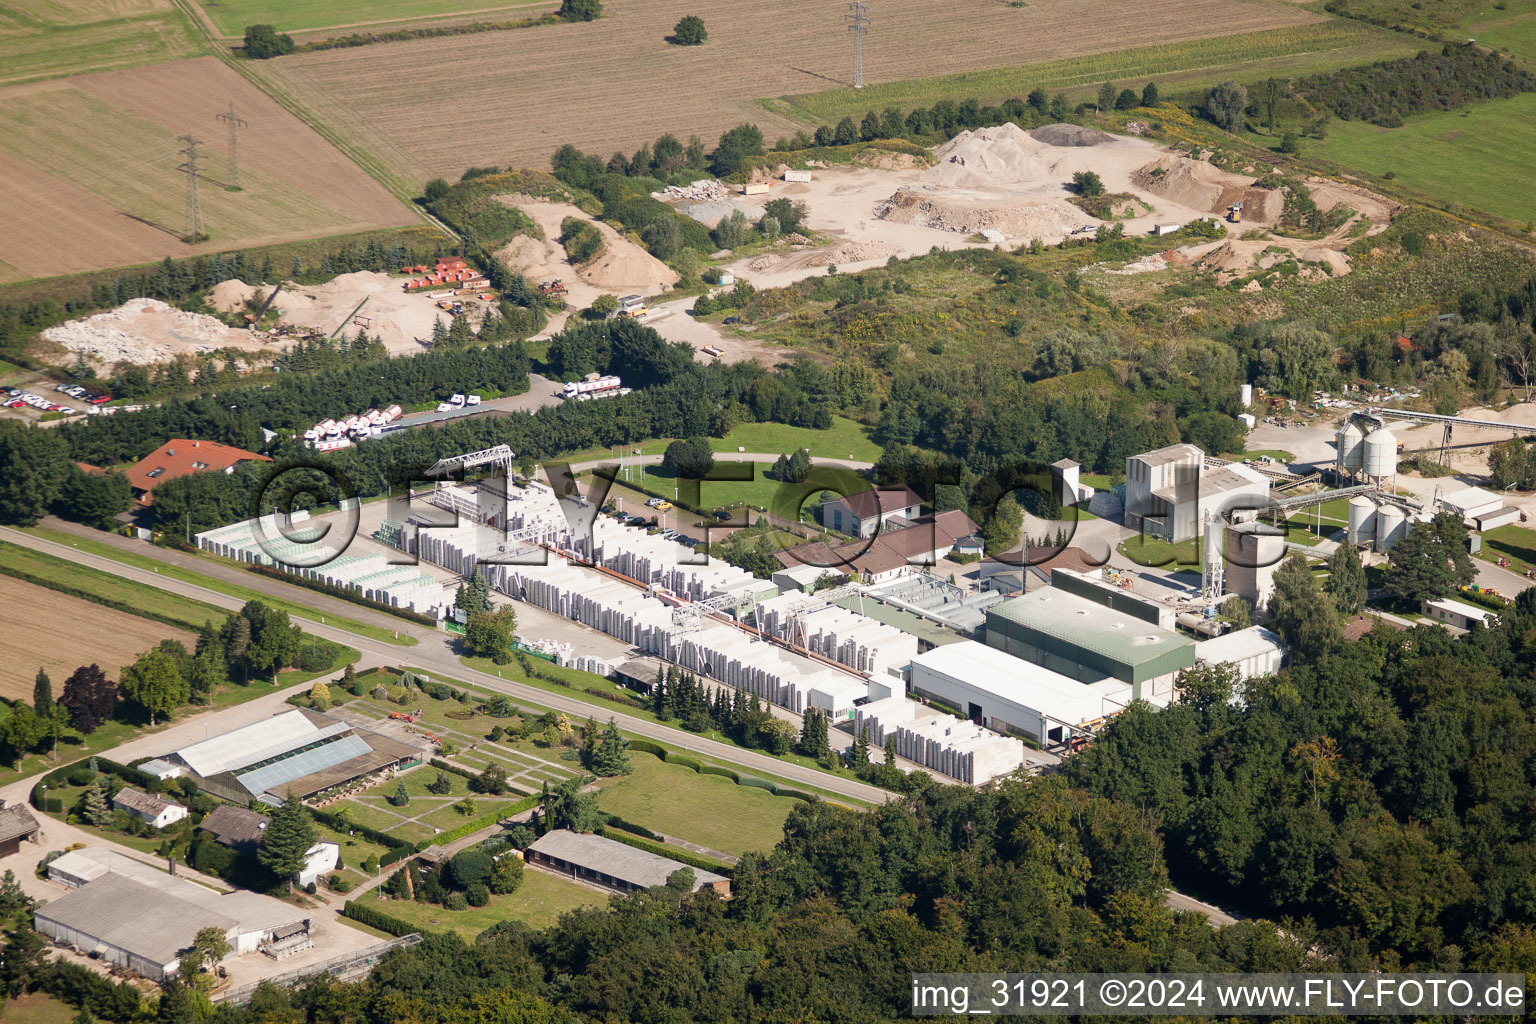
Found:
207,273 -> 468,356
40,298 -> 275,369
650,122 -> 1399,291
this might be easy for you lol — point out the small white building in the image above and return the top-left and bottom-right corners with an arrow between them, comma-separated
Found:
111,788 -> 188,829
1194,625 -> 1285,681
783,169 -> 812,183
1440,485 -> 1522,531
297,841 -> 340,888
819,484 -> 922,537
1422,597 -> 1500,631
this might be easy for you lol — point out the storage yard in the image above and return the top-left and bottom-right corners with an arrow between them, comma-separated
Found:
249,0 -> 1323,183
0,56 -> 413,281
39,298 -> 276,370
207,273 -> 464,355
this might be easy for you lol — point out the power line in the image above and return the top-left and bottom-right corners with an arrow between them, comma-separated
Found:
846,2 -> 870,89
216,101 -> 249,188
176,132 -> 205,242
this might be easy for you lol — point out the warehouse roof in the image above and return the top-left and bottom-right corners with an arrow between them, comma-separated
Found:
1130,443 -> 1202,467
988,587 -> 1194,667
528,830 -> 728,891
1441,486 -> 1504,514
1194,626 -> 1284,664
35,872 -> 238,967
910,641 -> 1130,726
173,709 -> 347,777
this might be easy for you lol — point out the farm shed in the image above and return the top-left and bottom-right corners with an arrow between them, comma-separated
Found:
527,829 -> 730,897
0,801 -> 40,857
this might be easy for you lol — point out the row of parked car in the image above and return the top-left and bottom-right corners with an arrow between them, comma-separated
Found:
605,504 -> 703,547
4,386 -> 77,414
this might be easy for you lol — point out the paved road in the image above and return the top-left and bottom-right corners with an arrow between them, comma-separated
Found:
1165,888 -> 1241,927
1,528 -> 891,805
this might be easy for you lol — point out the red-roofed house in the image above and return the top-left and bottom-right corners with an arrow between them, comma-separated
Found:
125,439 -> 272,507
819,484 -> 923,537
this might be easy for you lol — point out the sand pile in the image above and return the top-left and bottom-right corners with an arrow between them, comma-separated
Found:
43,298 -> 269,367
748,240 -> 896,271
271,271 -> 457,355
1133,155 -> 1282,222
577,233 -> 679,292
922,123 -> 1044,187
208,279 -> 261,312
875,188 -> 1085,239
1030,123 -> 1114,147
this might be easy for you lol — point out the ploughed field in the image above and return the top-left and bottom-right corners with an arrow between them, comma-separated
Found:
0,56 -> 415,281
252,0 -> 1323,182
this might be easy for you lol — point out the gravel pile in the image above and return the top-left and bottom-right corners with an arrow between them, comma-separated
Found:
652,179 -> 730,202
42,298 -> 265,367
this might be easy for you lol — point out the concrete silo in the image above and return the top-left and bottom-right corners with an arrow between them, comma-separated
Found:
1224,520 -> 1287,614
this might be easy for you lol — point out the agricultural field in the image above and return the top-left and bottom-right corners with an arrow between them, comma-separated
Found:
0,575 -> 194,699
0,0 -> 202,86
253,0 -> 1324,183
771,19 -> 1422,126
188,0 -> 547,36
596,752 -> 798,857
1311,93 -> 1536,227
1466,1 -> 1536,62
0,56 -> 415,282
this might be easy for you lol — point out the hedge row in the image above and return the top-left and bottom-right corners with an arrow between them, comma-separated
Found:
245,565 -> 437,626
33,755 -> 156,810
601,814 -> 661,841
342,898 -> 418,936
428,757 -> 480,782
597,826 -> 734,878
420,794 -> 538,849
628,731 -> 817,803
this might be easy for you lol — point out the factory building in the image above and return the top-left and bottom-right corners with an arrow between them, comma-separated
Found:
1194,626 -> 1285,681
984,575 -> 1195,701
1123,443 -> 1269,543
1439,486 -> 1523,532
906,641 -> 1134,745
34,852 -> 312,981
852,695 -> 1028,785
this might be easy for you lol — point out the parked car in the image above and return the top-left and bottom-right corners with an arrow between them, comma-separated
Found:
723,316 -> 740,325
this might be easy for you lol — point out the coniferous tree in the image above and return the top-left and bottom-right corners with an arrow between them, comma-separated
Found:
32,668 -> 51,716
590,718 -> 633,776
1325,540 -> 1367,616
258,793 -> 317,891
81,780 -> 111,827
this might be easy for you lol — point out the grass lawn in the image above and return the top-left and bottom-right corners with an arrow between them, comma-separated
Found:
1467,3 -> 1536,62
563,415 -> 880,466
2,991 -> 79,1024
374,868 -> 602,938
597,752 -> 796,858
191,0 -> 547,35
1118,534 -> 1202,569
1311,93 -> 1536,226
25,526 -> 419,646
0,0 -> 202,86
1478,523 -> 1536,575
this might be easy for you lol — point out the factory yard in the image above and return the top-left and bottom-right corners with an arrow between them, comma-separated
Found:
250,0 -> 1322,182
0,56 -> 414,281
0,576 -> 193,700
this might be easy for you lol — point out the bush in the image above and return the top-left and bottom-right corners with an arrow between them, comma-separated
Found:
449,849 -> 493,890
465,883 -> 490,907
672,15 -> 706,45
559,0 -> 601,21
560,216 -> 603,264
243,24 -> 295,59
444,891 -> 469,911
342,899 -> 416,936
329,874 -> 354,893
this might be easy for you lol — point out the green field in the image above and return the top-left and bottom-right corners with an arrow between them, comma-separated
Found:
1118,533 -> 1202,569
1468,3 -> 1536,61
26,526 -> 419,645
570,415 -> 881,466
375,867 -> 602,938
597,752 -> 797,858
2,992 -> 78,1024
0,0 -> 201,85
1477,522 -> 1536,575
191,0 -> 546,35
765,20 -> 1422,125
1312,93 -> 1536,226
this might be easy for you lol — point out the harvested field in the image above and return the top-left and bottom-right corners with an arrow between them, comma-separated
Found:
0,575 -> 194,700
252,0 -> 1322,183
0,56 -> 414,281
0,0 -> 200,86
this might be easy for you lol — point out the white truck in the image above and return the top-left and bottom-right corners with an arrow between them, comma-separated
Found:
449,393 -> 466,407
466,394 -> 482,406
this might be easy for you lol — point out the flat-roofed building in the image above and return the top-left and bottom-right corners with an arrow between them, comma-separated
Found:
908,640 -> 1133,745
1194,625 -> 1285,681
1124,443 -> 1269,543
985,584 -> 1195,701
526,830 -> 730,897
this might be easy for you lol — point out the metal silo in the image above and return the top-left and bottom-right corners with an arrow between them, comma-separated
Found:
1347,495 -> 1376,547
1336,420 -> 1365,474
1375,503 -> 1407,550
1362,427 -> 1397,480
